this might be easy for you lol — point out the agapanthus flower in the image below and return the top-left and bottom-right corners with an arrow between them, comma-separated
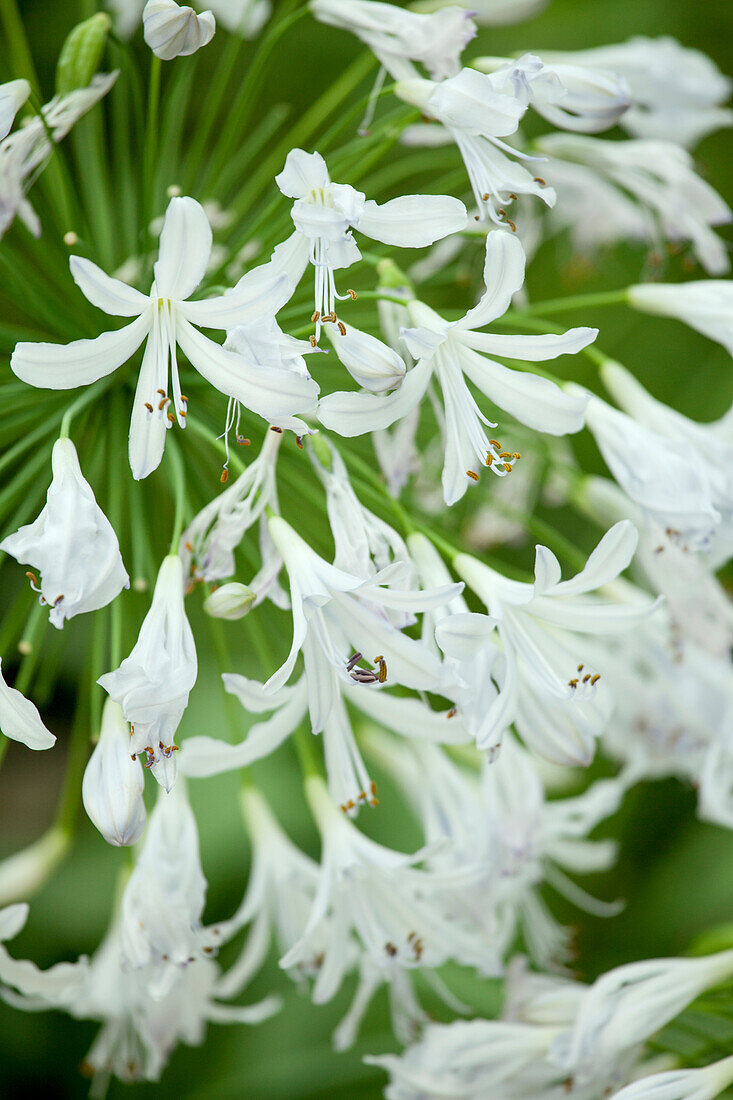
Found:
320,231 -> 594,505
310,0 -> 477,81
82,699 -> 147,847
0,659 -> 56,752
98,554 -> 196,788
610,1056 -> 733,1100
11,196 -> 317,479
627,280 -> 733,357
271,148 -> 467,339
1,438 -> 129,628
110,0 -> 269,38
142,0 -> 216,60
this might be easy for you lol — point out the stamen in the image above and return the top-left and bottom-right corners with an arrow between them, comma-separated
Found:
295,436 -> 304,450
236,435 -> 250,446
373,655 -> 387,683
346,652 -> 362,672
220,469 -> 229,484
337,321 -> 347,336
270,426 -> 283,434
144,402 -> 154,413
309,335 -> 318,347
311,311 -> 320,323
466,470 -> 479,481
346,289 -> 357,300
534,177 -> 546,186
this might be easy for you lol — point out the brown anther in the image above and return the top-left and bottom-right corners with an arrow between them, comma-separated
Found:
582,674 -> 591,683
512,452 -> 521,460
447,707 -> 457,718
346,289 -> 357,300
482,192 -> 490,201
203,946 -> 213,954
474,214 -> 480,221
144,402 -> 154,413
25,571 -> 38,585
185,541 -> 194,553
167,412 -> 176,424
158,398 -> 168,411
156,389 -> 167,397
309,335 -> 318,347
591,673 -> 600,685
358,790 -> 367,803
508,193 -> 518,201
179,409 -> 187,418
568,679 -> 578,689
385,942 -> 398,957
507,218 -> 517,232
499,451 -> 512,459
489,439 -> 501,448
181,395 -> 189,404
486,454 -> 493,466
295,435 -> 304,450
311,311 -> 320,323
220,469 -> 229,484
498,208 -> 506,217
577,664 -> 584,673
534,176 -> 546,186
503,462 -> 513,472
370,780 -> 377,798
270,426 -> 283,433
130,754 -> 136,762
373,655 -> 387,684
466,470 -> 479,481
53,594 -> 64,606
346,651 -> 362,672
236,435 -> 251,446
337,321 -> 347,336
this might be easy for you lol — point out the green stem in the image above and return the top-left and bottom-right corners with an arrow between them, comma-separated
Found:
519,289 -> 630,316
143,55 -> 162,227
59,379 -> 110,438
293,726 -> 322,779
0,0 -> 39,85
166,436 -> 188,553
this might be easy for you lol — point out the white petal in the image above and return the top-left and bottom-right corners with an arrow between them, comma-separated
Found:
459,230 -> 526,330
0,659 -> 55,751
436,612 -> 497,661
0,79 -> 30,142
154,196 -> 213,300
357,195 -> 467,247
176,318 -> 319,423
459,346 -> 588,435
459,326 -> 598,360
533,545 -> 562,593
275,148 -> 330,199
551,520 -> 639,597
11,312 -> 151,390
428,67 -> 526,136
143,0 -> 216,60
182,263 -> 291,329
326,325 -> 406,393
317,357 -> 431,436
69,256 -> 150,317
128,332 -> 168,480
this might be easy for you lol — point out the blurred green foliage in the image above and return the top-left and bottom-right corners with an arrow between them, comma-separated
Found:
0,0 -> 731,1097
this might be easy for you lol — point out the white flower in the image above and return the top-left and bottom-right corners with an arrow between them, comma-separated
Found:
415,0 -> 549,28
599,360 -> 733,558
627,280 -> 733,357
320,232 -> 594,505
396,67 -> 555,224
110,0 -> 269,38
310,0 -> 476,81
0,79 -> 30,142
0,658 -> 55,751
279,775 -> 487,1005
539,37 -> 733,147
82,699 -> 147,847
0,74 -> 117,240
142,0 -> 215,60
325,323 -> 406,394
11,196 -> 316,479
438,521 -> 657,761
98,554 -> 196,787
203,581 -> 256,619
610,1056 -> 733,1100
552,950 -> 733,1089
537,133 -> 732,275
272,148 -> 467,339
476,52 -> 631,133
0,438 -> 129,627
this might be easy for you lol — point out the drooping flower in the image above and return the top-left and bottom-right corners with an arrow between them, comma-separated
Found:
320,231 -> 594,505
0,74 -> 117,239
310,0 -> 477,81
0,438 -> 129,628
0,660 -> 56,752
395,67 -> 554,224
271,148 -> 467,339
82,699 -> 147,847
98,554 -> 196,788
11,196 -> 317,479
627,280 -> 733,357
142,0 -> 216,60
109,0 -> 269,39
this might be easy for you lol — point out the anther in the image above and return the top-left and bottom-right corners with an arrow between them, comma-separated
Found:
157,389 -> 167,397
489,439 -> 501,448
482,192 -> 490,201
145,402 -> 154,413
310,335 -> 318,347
373,655 -> 387,683
337,321 -> 347,336
295,436 -> 304,450
167,412 -> 176,424
577,664 -> 584,673
385,942 -> 398,957
185,541 -> 194,553
25,570 -> 38,586
466,470 -> 479,481
53,594 -> 64,606
270,426 -> 283,434
346,652 -> 363,672
534,176 -> 546,186
179,409 -> 187,418
583,674 -> 591,683
158,398 -> 168,411
311,311 -> 320,323
512,452 -> 521,459
499,452 -> 512,459
568,678 -> 578,689
591,674 -> 600,685
236,435 -> 251,446
486,454 -> 493,466
503,462 -> 513,472
346,289 -> 357,300
181,395 -> 189,404
508,193 -> 518,201
220,469 -> 229,484
507,218 -> 517,232
447,707 -> 457,718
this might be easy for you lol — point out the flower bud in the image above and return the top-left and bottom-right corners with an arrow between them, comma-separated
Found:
143,1 -> 216,61
82,699 -> 146,847
56,14 -> 112,96
203,582 -> 256,620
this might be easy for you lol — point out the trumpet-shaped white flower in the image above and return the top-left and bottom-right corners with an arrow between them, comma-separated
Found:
272,148 -> 467,339
0,74 -> 116,239
280,775 -> 487,1005
475,52 -> 631,133
1,438 -> 129,628
320,232 -> 594,505
142,0 -> 215,60
439,521 -> 657,760
98,555 -> 196,788
396,67 -> 555,223
11,197 -> 316,479
0,659 -> 55,752
628,280 -> 733,358
325,322 -> 406,394
82,699 -> 146,847
311,0 -> 476,82
537,133 -> 732,274
539,37 -> 733,147
610,1056 -> 733,1100
110,0 -> 269,38
0,79 -> 30,142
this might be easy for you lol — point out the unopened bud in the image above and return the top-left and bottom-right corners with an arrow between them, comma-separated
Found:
56,13 -> 112,96
203,582 -> 256,620
82,699 -> 147,847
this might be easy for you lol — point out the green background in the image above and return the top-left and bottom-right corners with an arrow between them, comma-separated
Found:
0,0 -> 732,1096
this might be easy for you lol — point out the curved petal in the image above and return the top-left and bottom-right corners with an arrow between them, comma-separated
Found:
176,318 -> 319,422
69,256 -> 150,317
533,545 -> 562,593
275,148 -> 330,199
317,357 -> 431,437
0,659 -> 55,751
458,230 -> 526,330
551,520 -> 639,597
459,346 -> 588,435
459,326 -> 598,360
357,195 -> 467,247
154,196 -> 213,300
11,312 -> 151,390
128,331 -> 168,481
182,265 -> 291,330
326,324 -> 406,393
436,612 -> 497,662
